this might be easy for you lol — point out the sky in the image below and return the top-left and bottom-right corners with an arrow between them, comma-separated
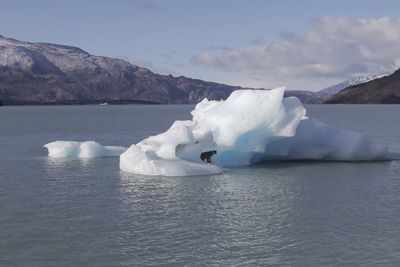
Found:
1,0 -> 400,91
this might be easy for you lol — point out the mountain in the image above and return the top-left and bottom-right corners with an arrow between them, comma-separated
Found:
324,69 -> 400,104
319,74 -> 388,96
282,75 -> 383,104
2,35 -> 390,105
283,90 -> 327,104
0,35 -> 248,105
284,74 -> 390,104
0,35 -> 354,105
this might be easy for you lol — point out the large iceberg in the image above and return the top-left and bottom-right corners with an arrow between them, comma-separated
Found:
119,87 -> 389,176
44,87 -> 390,176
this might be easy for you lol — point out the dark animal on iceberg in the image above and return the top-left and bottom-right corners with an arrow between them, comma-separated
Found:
200,150 -> 217,163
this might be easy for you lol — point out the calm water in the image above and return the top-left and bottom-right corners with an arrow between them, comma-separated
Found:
1,104 -> 400,266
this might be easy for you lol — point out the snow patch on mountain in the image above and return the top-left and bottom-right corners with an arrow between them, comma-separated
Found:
319,74 -> 389,96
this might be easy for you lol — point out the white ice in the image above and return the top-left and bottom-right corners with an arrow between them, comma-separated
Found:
44,87 -> 390,176
44,141 -> 126,158
119,87 -> 389,176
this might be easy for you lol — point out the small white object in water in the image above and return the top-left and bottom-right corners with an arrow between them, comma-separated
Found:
44,141 -> 126,158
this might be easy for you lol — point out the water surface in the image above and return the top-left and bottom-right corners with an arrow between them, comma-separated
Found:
1,104 -> 399,266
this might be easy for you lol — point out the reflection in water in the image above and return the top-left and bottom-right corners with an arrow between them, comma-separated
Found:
2,104 -> 400,266
117,160 -> 394,265
117,167 -> 306,265
45,157 -> 96,171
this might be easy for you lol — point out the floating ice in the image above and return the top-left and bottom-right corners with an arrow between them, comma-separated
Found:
44,87 -> 390,176
252,119 -> 389,162
120,144 -> 223,176
44,141 -> 126,158
119,87 -> 389,176
119,120 -> 224,176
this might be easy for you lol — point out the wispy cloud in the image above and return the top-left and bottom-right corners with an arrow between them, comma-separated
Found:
133,0 -> 160,10
191,17 -> 400,79
223,78 -> 274,89
203,45 -> 233,51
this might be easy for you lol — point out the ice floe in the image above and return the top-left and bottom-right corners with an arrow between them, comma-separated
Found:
45,87 -> 390,176
44,141 -> 126,158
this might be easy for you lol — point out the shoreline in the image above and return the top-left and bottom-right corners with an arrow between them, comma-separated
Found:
0,99 -> 161,106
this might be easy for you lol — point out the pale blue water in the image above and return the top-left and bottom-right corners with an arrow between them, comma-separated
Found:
1,105 -> 400,266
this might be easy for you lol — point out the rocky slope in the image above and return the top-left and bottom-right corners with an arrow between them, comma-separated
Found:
0,35 -> 244,105
2,35 -> 392,105
324,69 -> 400,104
319,74 -> 388,96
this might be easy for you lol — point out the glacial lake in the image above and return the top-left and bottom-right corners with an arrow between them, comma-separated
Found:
1,104 -> 400,266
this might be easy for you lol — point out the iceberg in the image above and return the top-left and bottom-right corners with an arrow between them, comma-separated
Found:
119,87 -> 390,176
44,87 -> 390,176
44,141 -> 126,158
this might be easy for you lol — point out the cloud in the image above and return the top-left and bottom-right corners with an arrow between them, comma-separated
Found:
191,17 -> 400,78
223,78 -> 275,89
133,0 -> 159,10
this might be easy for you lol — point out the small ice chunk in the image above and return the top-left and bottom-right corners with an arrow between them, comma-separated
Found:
44,141 -> 126,158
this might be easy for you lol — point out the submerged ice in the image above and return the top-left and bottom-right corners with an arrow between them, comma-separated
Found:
45,87 -> 390,176
119,87 -> 389,176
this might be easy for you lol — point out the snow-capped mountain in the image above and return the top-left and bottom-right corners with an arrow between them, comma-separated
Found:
324,69 -> 400,104
0,34 -> 333,105
0,35 -> 244,105
319,74 -> 389,96
1,34 -> 396,105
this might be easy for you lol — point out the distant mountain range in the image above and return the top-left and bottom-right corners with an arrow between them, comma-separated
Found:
0,35 -> 241,105
324,69 -> 400,103
319,74 -> 389,96
0,35 -> 397,105
282,74 -> 392,104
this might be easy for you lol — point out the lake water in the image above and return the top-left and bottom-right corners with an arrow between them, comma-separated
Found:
1,104 -> 400,266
